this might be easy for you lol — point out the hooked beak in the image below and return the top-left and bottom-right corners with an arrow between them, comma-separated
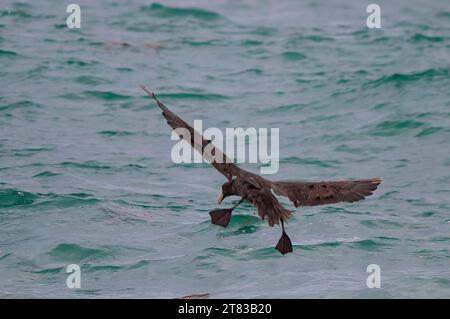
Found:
217,192 -> 224,204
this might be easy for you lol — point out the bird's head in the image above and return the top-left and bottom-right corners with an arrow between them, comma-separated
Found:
217,180 -> 234,204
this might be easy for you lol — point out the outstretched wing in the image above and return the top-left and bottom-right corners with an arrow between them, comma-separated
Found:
271,178 -> 381,207
141,86 -> 242,181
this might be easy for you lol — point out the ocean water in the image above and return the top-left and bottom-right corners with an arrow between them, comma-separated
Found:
1,0 -> 450,298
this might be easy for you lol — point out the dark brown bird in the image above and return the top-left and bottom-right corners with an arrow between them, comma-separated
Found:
141,86 -> 381,255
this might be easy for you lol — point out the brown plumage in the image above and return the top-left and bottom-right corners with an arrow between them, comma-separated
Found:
142,86 -> 381,255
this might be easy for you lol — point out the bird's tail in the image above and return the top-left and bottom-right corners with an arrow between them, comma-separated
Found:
278,206 -> 292,224
266,205 -> 291,227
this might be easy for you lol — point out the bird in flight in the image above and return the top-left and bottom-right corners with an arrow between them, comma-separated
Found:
141,86 -> 381,255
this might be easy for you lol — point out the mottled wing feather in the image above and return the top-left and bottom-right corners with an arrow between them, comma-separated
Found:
141,86 -> 241,181
251,188 -> 291,226
271,178 -> 381,207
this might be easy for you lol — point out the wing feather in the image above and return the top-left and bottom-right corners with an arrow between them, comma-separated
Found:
142,86 -> 242,180
271,178 -> 381,207
251,188 -> 291,226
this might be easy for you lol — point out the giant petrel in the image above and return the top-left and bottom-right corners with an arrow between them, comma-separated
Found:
142,86 -> 381,255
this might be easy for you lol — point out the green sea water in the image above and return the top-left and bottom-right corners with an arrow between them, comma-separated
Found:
1,0 -> 450,298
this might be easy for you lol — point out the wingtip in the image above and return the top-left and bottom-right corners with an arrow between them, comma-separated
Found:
140,85 -> 156,99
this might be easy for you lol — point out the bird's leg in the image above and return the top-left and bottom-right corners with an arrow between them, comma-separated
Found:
209,197 -> 246,228
275,220 -> 293,255
231,197 -> 245,209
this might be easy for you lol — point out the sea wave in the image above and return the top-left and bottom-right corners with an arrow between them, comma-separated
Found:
369,120 -> 425,136
0,189 -> 38,208
409,33 -> 445,43
364,68 -> 450,87
141,3 -> 222,21
280,156 -> 340,168
155,92 -> 228,100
